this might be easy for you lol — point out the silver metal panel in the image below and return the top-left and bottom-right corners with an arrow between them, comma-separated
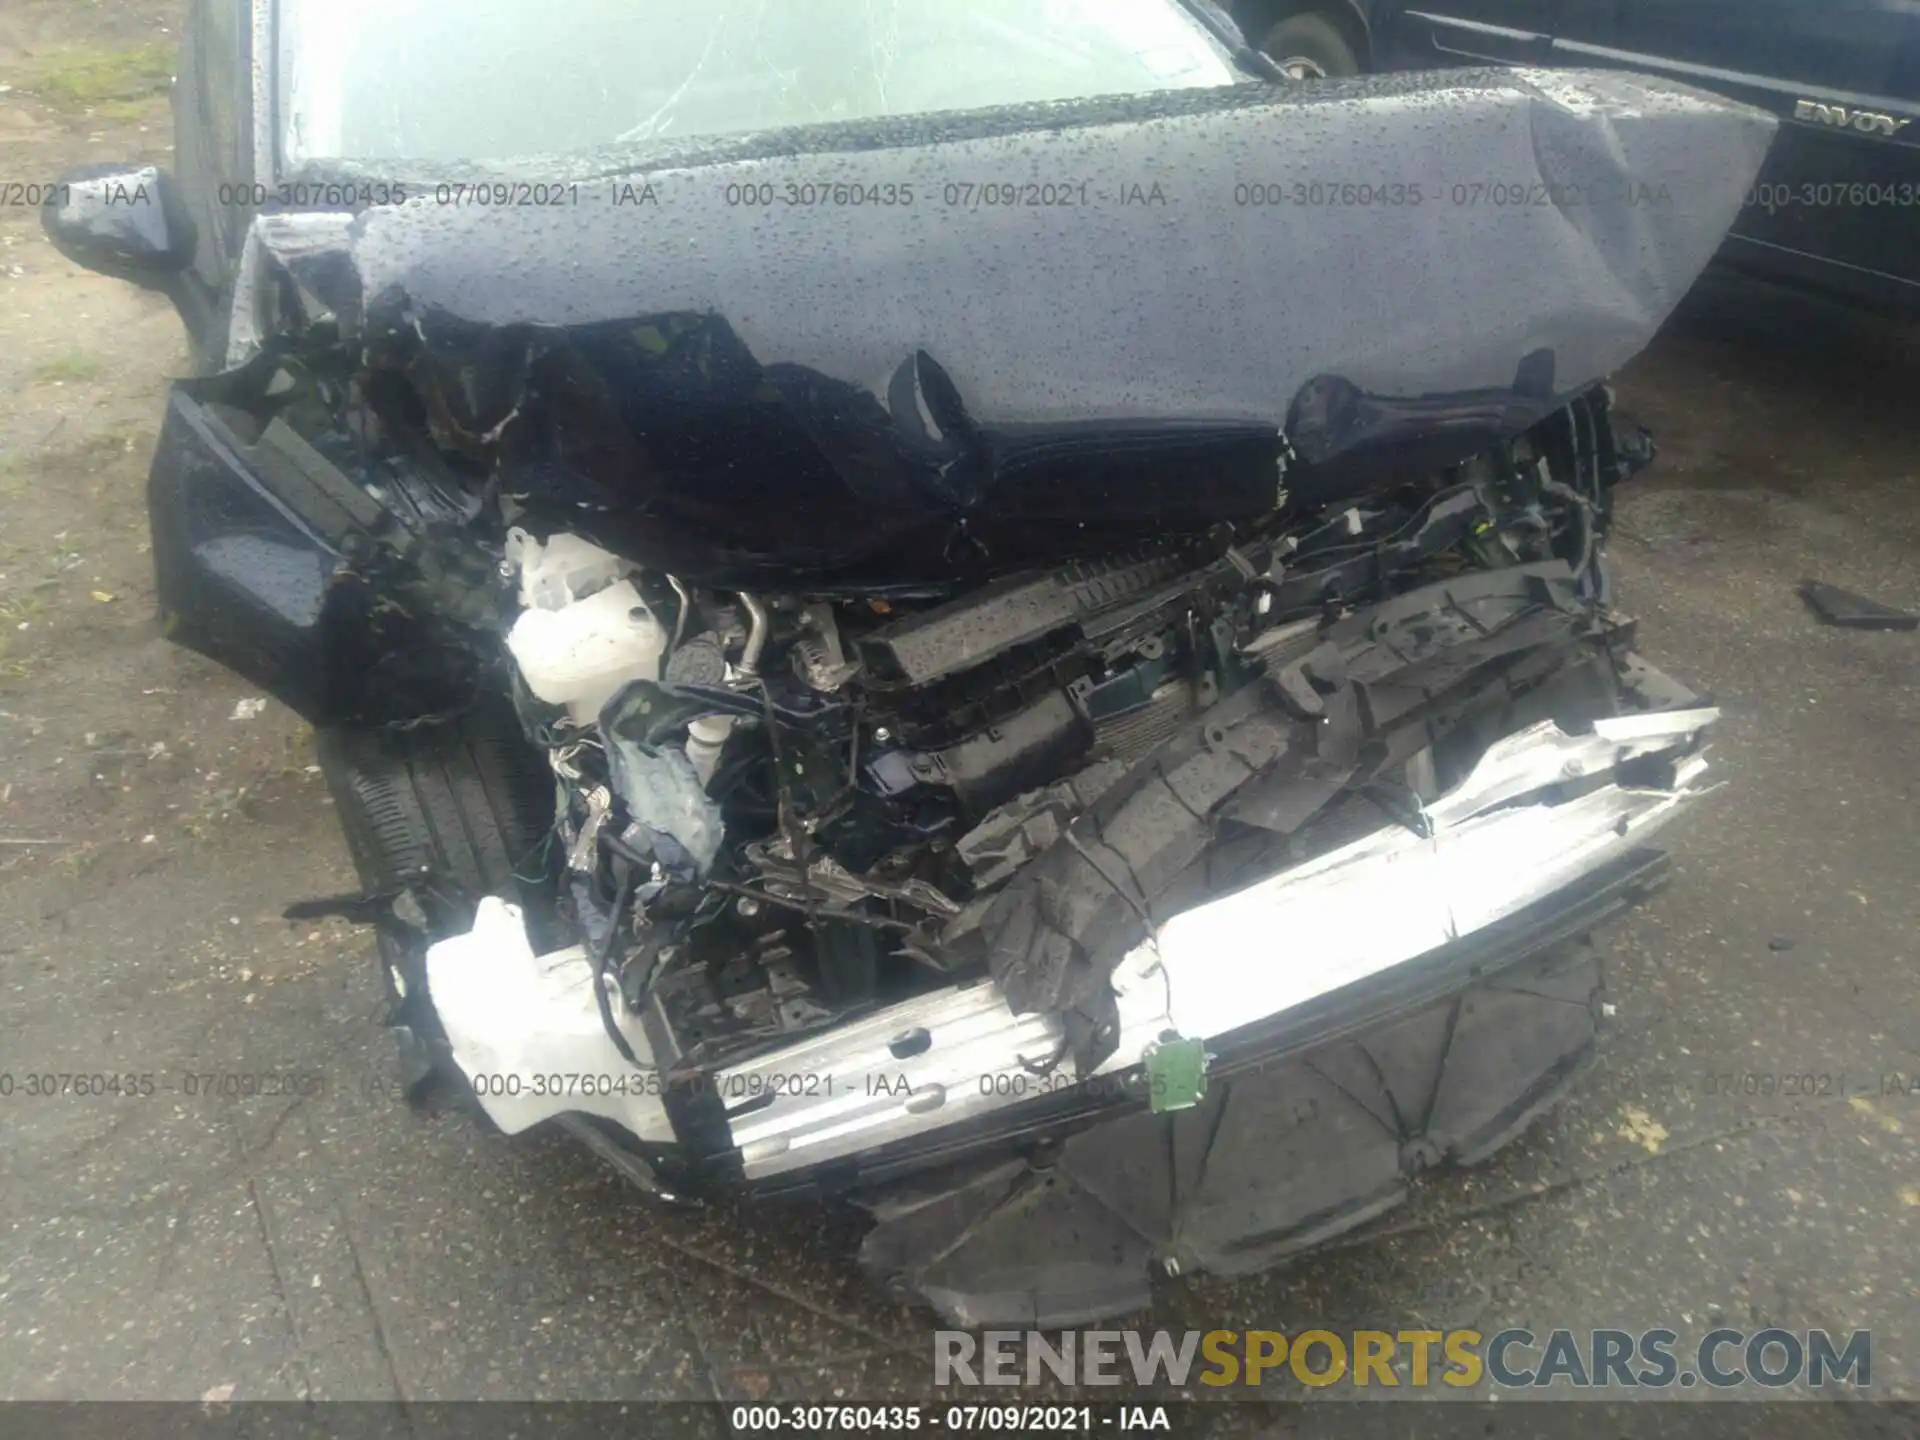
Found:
722,711 -> 1719,1177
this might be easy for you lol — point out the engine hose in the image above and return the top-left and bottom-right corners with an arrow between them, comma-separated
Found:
736,591 -> 770,678
591,865 -> 654,1070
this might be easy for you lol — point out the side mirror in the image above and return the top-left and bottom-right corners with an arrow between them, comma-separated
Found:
41,163 -> 198,286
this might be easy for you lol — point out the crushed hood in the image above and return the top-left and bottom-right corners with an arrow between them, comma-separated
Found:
242,66 -> 1775,587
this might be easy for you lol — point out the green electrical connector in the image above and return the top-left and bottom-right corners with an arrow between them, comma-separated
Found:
1145,1035 -> 1208,1113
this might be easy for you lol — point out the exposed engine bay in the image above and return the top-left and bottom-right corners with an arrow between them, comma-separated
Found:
396,377 -> 1724,1218
489,385 -> 1653,1098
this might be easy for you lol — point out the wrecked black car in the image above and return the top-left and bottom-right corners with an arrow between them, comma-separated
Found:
45,0 -> 1772,1324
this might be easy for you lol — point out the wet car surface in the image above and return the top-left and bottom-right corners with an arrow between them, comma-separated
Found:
2,0 -> 1916,1416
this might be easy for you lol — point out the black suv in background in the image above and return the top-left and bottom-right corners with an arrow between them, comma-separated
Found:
1231,0 -> 1920,308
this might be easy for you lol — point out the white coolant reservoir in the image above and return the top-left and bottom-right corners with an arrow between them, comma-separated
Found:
505,528 -> 629,611
503,530 -> 666,723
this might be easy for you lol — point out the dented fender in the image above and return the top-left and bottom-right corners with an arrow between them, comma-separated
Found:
148,384 -> 506,727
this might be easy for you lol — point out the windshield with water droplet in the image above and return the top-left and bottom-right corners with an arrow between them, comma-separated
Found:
279,0 -> 1238,167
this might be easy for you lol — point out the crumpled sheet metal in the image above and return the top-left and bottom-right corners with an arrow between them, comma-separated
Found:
326,68 -> 1773,581
719,707 -> 1718,1178
1127,726 -> 1715,1043
350,66 -> 1773,420
366,73 -> 1758,422
225,210 -> 357,367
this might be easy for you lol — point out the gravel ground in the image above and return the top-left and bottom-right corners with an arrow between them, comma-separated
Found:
1,3 -> 1916,1419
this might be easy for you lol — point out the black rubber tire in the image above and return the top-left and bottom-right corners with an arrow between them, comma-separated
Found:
860,934 -> 1606,1327
315,700 -> 553,909
315,699 -> 555,1085
1257,12 -> 1362,79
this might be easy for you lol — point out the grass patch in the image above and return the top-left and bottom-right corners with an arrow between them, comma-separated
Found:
32,354 -> 104,385
21,43 -> 174,112
34,427 -> 146,478
0,598 -> 44,680
87,97 -> 165,124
